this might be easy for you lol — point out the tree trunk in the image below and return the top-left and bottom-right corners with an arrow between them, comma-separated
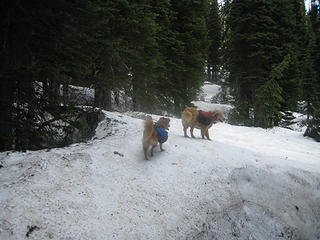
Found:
104,88 -> 112,110
213,65 -> 217,82
207,63 -> 212,82
0,77 -> 14,151
48,73 -> 60,104
62,74 -> 69,105
173,97 -> 182,116
304,101 -> 311,137
114,90 -> 119,106
42,77 -> 49,98
94,87 -> 112,110
131,76 -> 140,111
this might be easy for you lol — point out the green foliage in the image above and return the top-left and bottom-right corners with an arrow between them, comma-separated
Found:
0,0 -> 211,150
303,1 -> 320,141
168,0 -> 209,114
254,80 -> 283,128
207,0 -> 222,82
2,0 -> 319,148
226,0 -> 310,128
221,0 -> 320,141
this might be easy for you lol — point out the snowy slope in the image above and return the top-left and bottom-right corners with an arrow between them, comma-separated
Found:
1,89 -> 320,239
193,82 -> 233,116
198,82 -> 221,102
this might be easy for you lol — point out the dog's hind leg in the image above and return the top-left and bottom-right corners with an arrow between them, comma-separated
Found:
151,145 -> 157,157
182,119 -> 189,137
190,127 -> 196,138
205,129 -> 211,140
183,126 -> 189,137
143,148 -> 148,160
143,145 -> 149,160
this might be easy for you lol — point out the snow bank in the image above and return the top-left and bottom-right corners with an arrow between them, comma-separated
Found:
198,83 -> 221,102
192,100 -> 233,117
194,83 -> 234,118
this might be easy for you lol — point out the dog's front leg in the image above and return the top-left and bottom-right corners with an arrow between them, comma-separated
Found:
160,143 -> 165,152
201,128 -> 205,139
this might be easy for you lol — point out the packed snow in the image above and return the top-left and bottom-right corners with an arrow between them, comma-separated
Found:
0,84 -> 320,240
198,82 -> 221,102
194,82 -> 233,116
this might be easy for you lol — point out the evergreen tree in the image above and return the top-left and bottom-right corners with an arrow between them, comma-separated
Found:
0,0 -> 212,151
0,0 -> 107,150
0,0 -> 46,150
207,0 -> 221,82
228,0 -> 275,125
227,0 -> 309,128
304,0 -> 320,141
276,0 -> 306,126
121,1 -> 164,112
169,0 -> 209,114
86,0 -> 131,110
149,0 -> 178,112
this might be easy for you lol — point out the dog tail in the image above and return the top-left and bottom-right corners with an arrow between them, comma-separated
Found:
143,116 -> 154,137
143,116 -> 155,160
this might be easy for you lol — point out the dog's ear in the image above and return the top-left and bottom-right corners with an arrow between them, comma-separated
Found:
145,115 -> 153,121
157,117 -> 164,126
165,118 -> 170,129
218,111 -> 225,122
158,117 -> 170,129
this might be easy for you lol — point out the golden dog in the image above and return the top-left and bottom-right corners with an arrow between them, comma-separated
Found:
143,116 -> 170,160
181,107 -> 224,140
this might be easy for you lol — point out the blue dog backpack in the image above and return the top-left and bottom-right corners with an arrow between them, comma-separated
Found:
156,127 -> 168,143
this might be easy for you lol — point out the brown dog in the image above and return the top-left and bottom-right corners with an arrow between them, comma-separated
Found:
142,116 -> 170,160
181,107 -> 224,140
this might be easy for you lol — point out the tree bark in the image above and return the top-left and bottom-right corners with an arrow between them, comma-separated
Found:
94,87 -> 112,110
0,77 -> 14,151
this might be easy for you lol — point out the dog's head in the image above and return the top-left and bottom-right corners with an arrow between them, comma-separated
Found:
157,117 -> 170,130
209,110 -> 225,123
145,115 -> 153,121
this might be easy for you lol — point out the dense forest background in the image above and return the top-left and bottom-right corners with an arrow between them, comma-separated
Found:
0,0 -> 319,151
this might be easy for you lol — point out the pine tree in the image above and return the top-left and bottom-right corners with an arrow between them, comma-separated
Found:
304,0 -> 320,141
207,0 -> 221,82
227,0 -> 310,128
169,0 -> 209,114
84,0 -> 131,110
0,0 -> 108,150
119,0 -> 164,112
0,0 -> 213,150
149,0 -> 178,112
276,0 -> 306,126
0,0 -> 42,150
228,0 -> 275,125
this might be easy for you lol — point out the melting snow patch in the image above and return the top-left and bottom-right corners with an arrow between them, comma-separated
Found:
187,201 -> 297,240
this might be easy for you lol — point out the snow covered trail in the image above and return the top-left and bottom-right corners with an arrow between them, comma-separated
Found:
0,111 -> 320,239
